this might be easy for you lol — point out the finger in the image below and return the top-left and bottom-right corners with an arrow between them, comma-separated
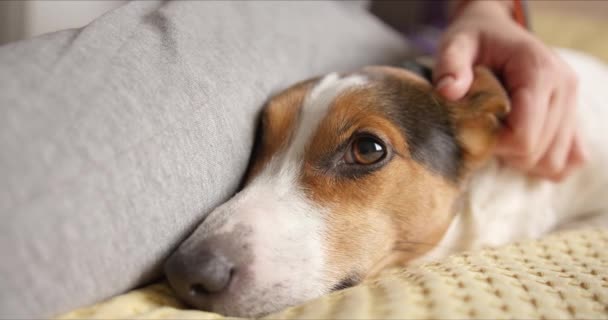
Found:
535,69 -> 584,180
531,116 -> 574,181
567,128 -> 588,169
559,63 -> 587,169
495,83 -> 551,168
529,90 -> 564,168
433,31 -> 479,101
555,132 -> 587,181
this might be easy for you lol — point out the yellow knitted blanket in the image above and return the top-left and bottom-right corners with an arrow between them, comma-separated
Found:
59,228 -> 608,319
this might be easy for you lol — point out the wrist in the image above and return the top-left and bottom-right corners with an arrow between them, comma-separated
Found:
451,0 -> 514,22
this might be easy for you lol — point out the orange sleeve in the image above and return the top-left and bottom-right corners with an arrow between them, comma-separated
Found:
512,0 -> 529,29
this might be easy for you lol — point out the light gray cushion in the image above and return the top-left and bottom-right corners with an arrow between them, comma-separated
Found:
0,1 -> 410,318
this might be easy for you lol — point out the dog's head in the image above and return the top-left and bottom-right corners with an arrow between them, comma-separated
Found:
165,64 -> 509,317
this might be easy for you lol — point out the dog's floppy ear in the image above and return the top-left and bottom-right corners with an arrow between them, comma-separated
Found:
449,67 -> 511,168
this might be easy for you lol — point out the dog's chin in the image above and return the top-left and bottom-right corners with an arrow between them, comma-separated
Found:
205,295 -> 321,318
172,281 -> 331,318
213,298 -> 303,318
187,277 -> 360,317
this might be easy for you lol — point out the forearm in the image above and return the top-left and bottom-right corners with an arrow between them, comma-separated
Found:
451,1 -> 512,18
449,0 -> 527,28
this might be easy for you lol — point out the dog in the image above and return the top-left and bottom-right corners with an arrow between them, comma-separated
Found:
164,49 -> 608,317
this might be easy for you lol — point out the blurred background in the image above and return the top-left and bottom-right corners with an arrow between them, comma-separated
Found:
529,1 -> 608,62
0,0 -> 606,62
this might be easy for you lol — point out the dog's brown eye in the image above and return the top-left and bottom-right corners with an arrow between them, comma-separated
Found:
348,136 -> 386,165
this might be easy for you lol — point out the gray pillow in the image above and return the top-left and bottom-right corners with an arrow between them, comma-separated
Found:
0,1 -> 410,318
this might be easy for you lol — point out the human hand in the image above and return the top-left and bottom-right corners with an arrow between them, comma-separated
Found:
434,0 -> 587,181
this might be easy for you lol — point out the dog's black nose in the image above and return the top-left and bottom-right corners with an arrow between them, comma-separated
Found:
165,249 -> 234,297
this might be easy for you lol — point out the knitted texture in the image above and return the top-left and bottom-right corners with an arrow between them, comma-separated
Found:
59,228 -> 608,319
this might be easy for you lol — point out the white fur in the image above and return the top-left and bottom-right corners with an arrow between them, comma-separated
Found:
287,73 -> 366,160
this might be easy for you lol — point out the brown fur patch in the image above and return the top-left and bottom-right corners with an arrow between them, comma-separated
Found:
451,67 -> 511,170
245,79 -> 316,182
299,84 -> 459,282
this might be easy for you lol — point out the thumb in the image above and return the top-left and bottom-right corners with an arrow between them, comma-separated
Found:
434,32 -> 479,101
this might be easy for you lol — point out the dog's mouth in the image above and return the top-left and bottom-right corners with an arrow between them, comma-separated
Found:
330,274 -> 361,292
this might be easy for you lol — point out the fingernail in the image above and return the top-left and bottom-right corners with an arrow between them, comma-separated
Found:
436,75 -> 455,90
